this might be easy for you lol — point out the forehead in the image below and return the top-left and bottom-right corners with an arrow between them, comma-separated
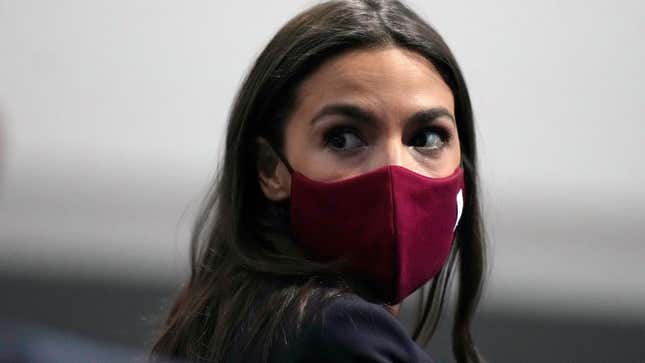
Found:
293,46 -> 455,116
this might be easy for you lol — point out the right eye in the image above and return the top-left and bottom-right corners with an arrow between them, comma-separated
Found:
323,127 -> 365,151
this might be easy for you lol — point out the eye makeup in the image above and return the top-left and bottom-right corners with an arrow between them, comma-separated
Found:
313,108 -> 456,161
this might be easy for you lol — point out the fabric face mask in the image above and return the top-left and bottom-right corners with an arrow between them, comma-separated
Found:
280,158 -> 465,304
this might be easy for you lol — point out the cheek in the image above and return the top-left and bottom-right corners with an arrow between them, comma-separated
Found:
284,124 -> 358,182
283,119 -> 306,165
441,130 -> 462,172
450,144 -> 462,173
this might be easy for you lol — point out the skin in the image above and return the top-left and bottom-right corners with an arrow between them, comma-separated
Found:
256,46 -> 461,315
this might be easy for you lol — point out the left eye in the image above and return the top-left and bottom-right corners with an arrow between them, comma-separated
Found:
409,129 -> 446,150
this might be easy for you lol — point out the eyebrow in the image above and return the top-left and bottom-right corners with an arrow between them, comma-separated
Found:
309,102 -> 455,127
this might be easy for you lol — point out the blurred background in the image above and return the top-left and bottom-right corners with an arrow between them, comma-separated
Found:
1,0 -> 643,362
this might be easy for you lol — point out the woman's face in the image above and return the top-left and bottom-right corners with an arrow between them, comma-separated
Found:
258,46 -> 461,200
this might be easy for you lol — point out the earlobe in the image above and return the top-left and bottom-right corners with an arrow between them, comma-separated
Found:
255,137 -> 291,201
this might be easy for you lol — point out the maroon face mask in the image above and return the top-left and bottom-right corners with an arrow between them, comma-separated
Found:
280,158 -> 464,304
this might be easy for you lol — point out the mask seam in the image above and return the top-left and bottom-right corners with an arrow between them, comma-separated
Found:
386,166 -> 400,303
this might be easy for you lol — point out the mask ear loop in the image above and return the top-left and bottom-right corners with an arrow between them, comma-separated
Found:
457,155 -> 466,172
270,145 -> 295,175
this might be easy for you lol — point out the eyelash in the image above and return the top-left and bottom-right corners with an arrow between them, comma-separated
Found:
322,125 -> 451,151
323,126 -> 359,144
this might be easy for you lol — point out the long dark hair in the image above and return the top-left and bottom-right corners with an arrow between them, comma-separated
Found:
150,1 -> 486,362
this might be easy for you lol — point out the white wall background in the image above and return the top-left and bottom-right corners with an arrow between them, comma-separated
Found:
1,0 -> 643,321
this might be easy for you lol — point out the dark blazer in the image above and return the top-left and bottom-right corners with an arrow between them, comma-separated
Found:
228,293 -> 435,363
0,294 -> 434,363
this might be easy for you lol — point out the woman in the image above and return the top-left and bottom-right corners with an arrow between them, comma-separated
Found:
151,0 -> 486,362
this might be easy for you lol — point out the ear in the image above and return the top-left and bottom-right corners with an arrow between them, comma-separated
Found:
255,137 -> 291,201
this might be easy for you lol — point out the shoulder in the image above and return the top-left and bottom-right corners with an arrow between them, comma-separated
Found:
284,293 -> 435,363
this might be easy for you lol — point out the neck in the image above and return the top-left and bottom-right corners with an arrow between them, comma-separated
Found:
386,303 -> 401,317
